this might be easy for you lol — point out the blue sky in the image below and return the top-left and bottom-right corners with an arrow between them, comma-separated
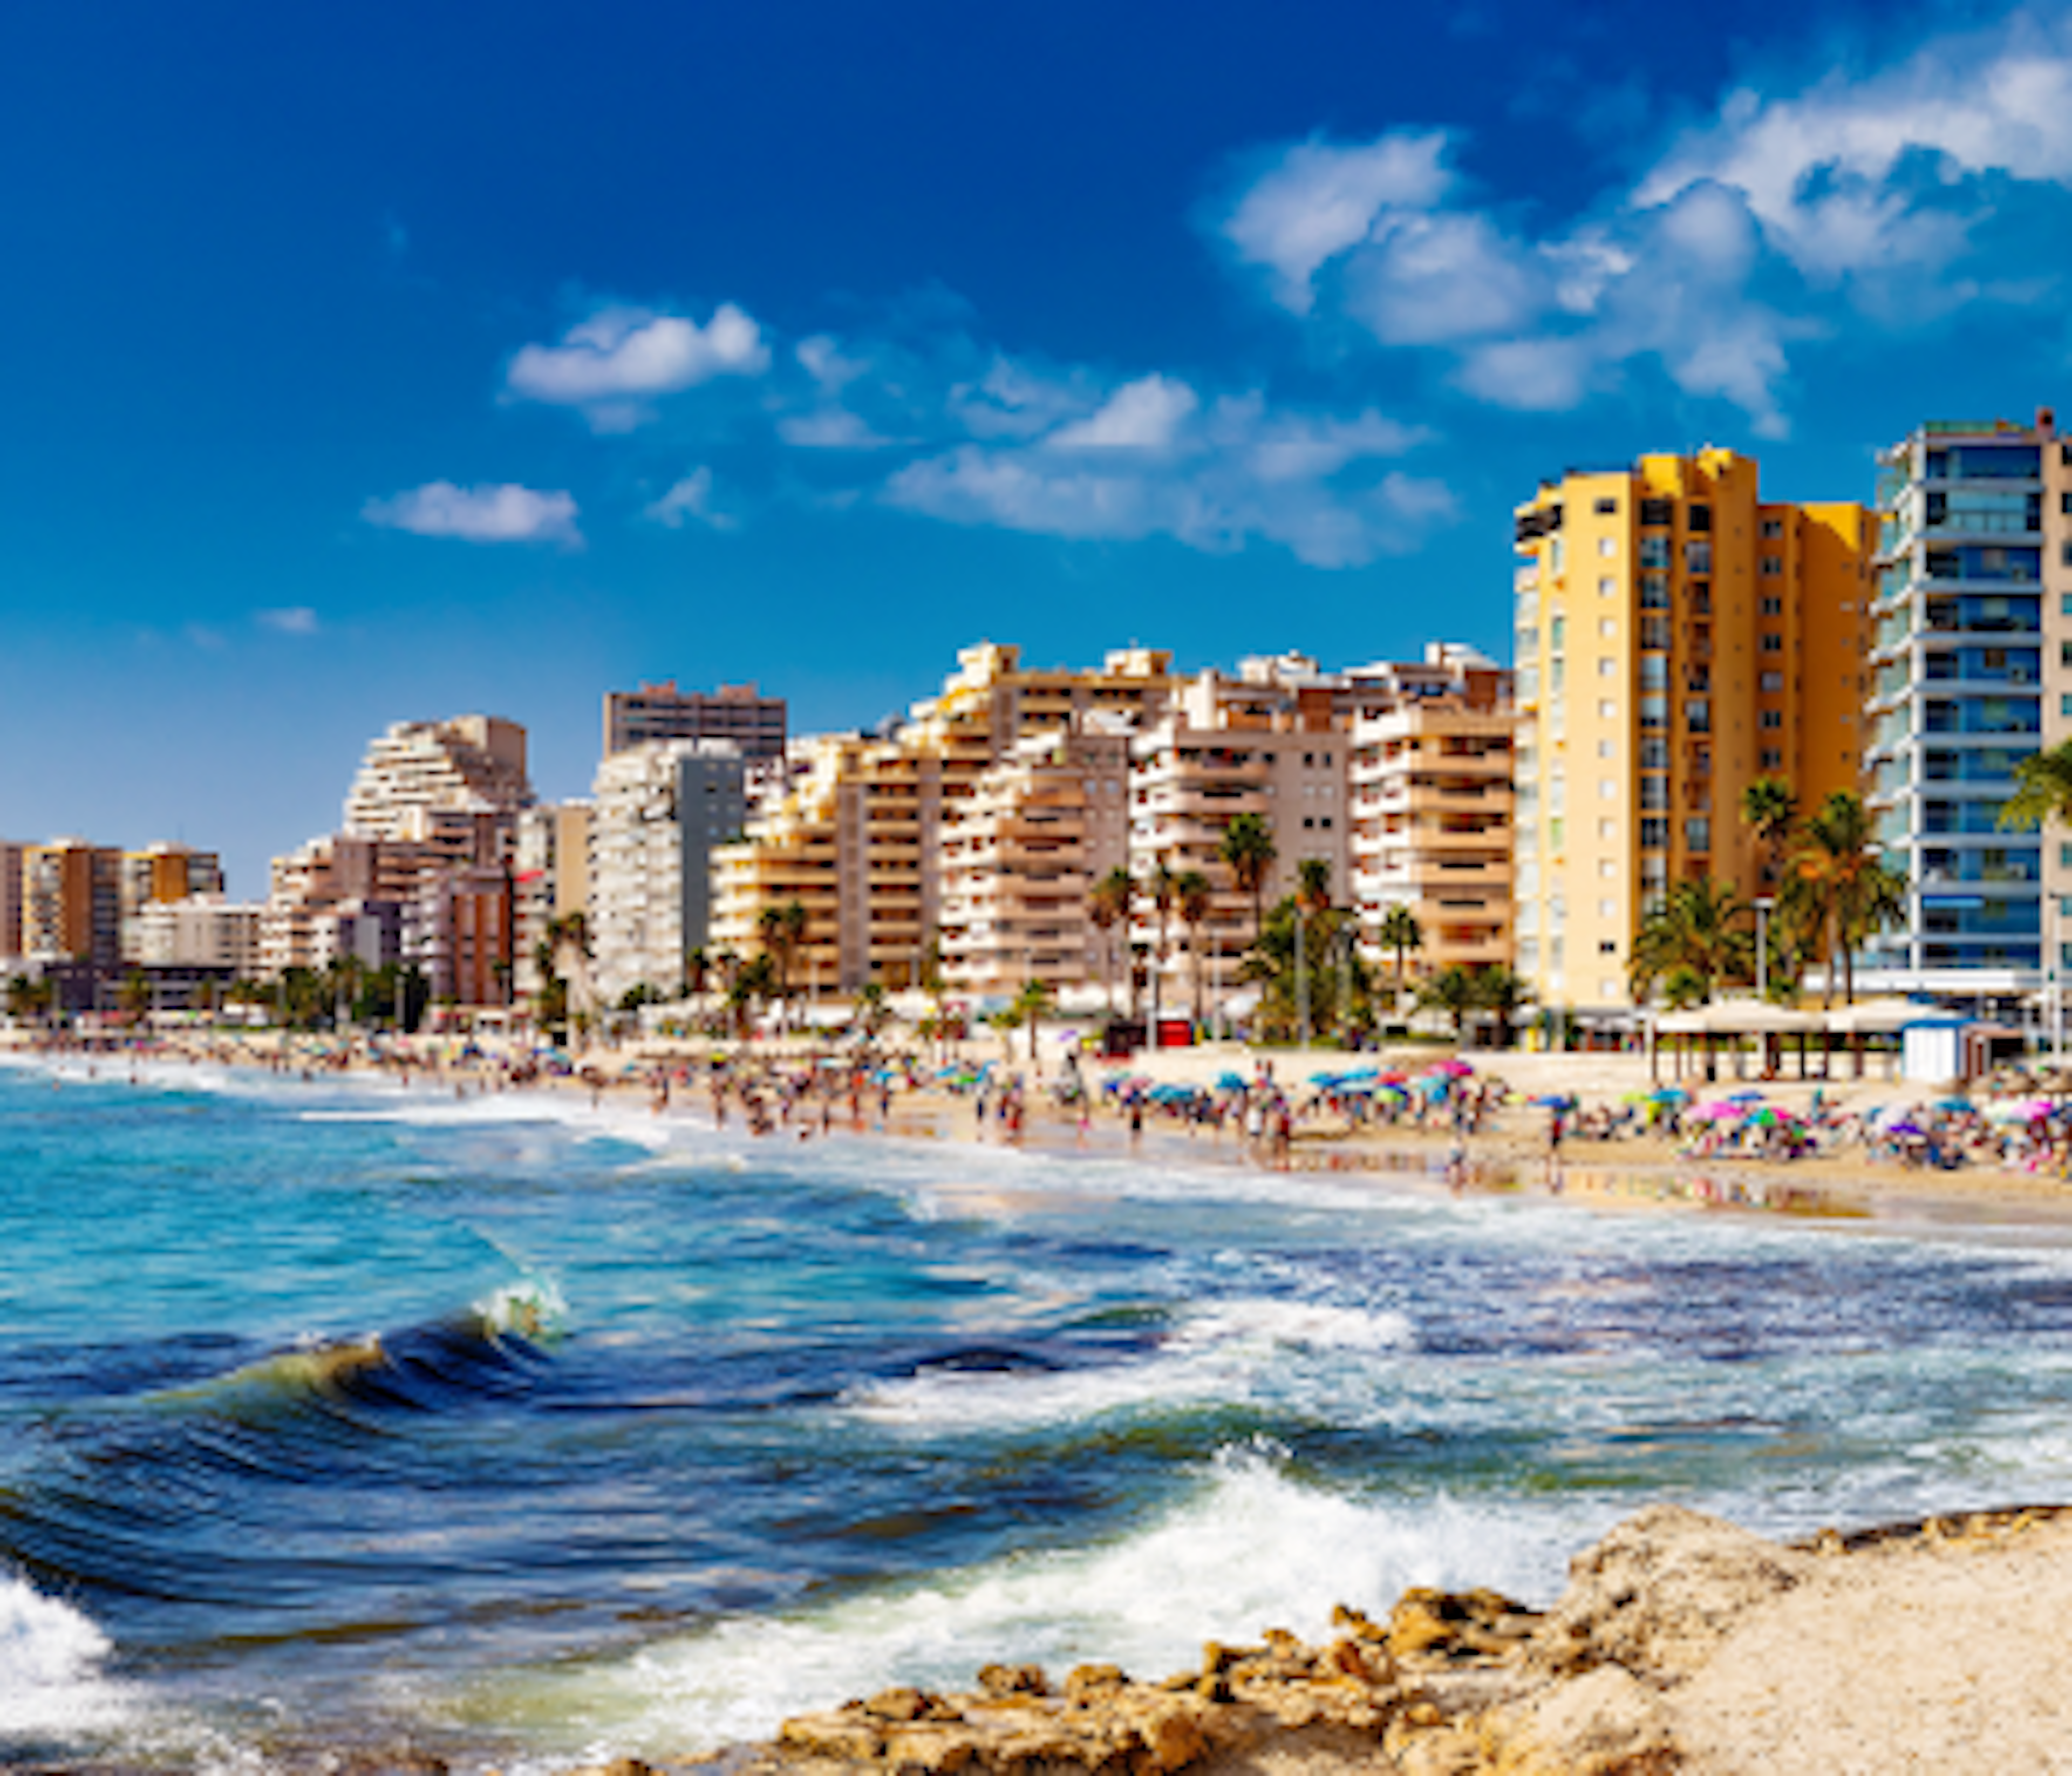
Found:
8,0 -> 2072,894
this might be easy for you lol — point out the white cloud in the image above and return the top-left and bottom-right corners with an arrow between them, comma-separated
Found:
506,303 -> 769,428
255,606 -> 320,636
885,389 -> 1447,568
949,356 -> 1102,440
779,408 -> 894,448
1214,14 -> 2072,430
644,467 -> 737,531
1046,375 -> 1199,450
1222,131 -> 1454,312
363,481 -> 582,546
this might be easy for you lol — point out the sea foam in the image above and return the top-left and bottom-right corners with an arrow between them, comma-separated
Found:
0,1573 -> 131,1739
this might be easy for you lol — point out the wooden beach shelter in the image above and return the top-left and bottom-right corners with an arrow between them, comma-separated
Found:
1818,998 -> 1920,1081
1651,999 -> 1822,1084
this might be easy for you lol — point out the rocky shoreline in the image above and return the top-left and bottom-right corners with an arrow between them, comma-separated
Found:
687,1501 -> 2072,1776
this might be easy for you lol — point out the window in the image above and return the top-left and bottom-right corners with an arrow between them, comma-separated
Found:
1598,576 -> 1617,596
1760,595 -> 1782,616
1687,504 -> 1713,533
1640,818 -> 1669,849
1686,699 -> 1711,733
1598,899 -> 1617,917
1599,617 -> 1618,636
1640,573 -> 1670,608
1761,517 -> 1783,539
1760,747 -> 1783,771
1599,859 -> 1617,877
1640,696 -> 1668,729
1597,738 -> 1616,758
1761,710 -> 1783,730
1686,541 -> 1713,574
1640,537 -> 1671,570
1598,699 -> 1618,718
1762,633 -> 1783,652
1595,496 -> 1619,515
1760,671 -> 1784,692
1599,778 -> 1617,799
1599,657 -> 1617,677
1640,737 -> 1668,769
1639,778 -> 1668,811
1640,498 -> 1674,527
1550,615 -> 1565,650
1598,536 -> 1617,557
1640,616 -> 1670,650
1685,818 -> 1712,852
1598,819 -> 1616,839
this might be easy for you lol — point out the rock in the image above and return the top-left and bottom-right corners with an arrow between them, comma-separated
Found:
778,1712 -> 886,1760
863,1687 -> 944,1723
880,1726 -> 976,1773
974,1662 -> 1049,1698
1063,1663 -> 1128,1699
1124,1698 -> 1210,1772
1529,1505 -> 1809,1683
1481,1664 -> 1683,1773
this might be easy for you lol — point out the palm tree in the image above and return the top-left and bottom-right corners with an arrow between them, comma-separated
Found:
1295,858 -> 1333,915
1174,868 -> 1212,1030
2001,741 -> 2072,834
1469,966 -> 1529,1049
1791,790 -> 1907,1006
1087,866 -> 1132,1016
6,975 -> 54,1023
1416,964 -> 1480,1040
686,946 -> 713,999
1375,903 -> 1423,1012
1740,776 -> 1800,888
1145,859 -> 1178,1032
1011,978 -> 1055,1065
1218,813 -> 1277,960
757,900 -> 809,1028
853,978 -> 888,1038
1627,879 -> 1754,1005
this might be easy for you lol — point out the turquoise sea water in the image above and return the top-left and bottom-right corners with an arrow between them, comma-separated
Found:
7,1052 -> 2072,1770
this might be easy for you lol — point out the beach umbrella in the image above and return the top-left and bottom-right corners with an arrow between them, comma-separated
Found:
1216,1072 -> 1247,1091
1650,1087 -> 1689,1105
1434,1058 -> 1475,1077
1933,1097 -> 1974,1113
1527,1092 -> 1575,1108
1726,1090 -> 1765,1105
1885,1119 -> 1926,1139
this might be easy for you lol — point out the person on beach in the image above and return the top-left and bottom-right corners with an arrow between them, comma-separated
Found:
1546,1105 -> 1567,1188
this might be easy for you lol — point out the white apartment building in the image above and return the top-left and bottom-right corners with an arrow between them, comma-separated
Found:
342,714 -> 533,840
589,741 -> 747,1006
1346,646 -> 1517,981
1129,664 -> 1351,1013
937,724 -> 1131,997
131,895 -> 263,975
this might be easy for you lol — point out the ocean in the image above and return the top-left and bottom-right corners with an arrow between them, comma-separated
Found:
6,1052 -> 2072,1771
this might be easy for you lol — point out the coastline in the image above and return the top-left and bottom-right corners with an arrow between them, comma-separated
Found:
12,1034 -> 2072,1773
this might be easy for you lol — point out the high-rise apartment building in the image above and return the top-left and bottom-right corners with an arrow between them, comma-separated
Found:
1128,662 -> 1352,1011
22,839 -> 122,968
589,741 -> 747,1005
343,715 -> 533,840
1347,646 -> 1517,979
119,842 -> 225,961
714,643 -> 1174,992
1511,449 -> 1871,1012
513,801 -> 594,1004
131,896 -> 263,975
1865,413 -> 2072,994
0,840 -> 25,961
604,680 -> 787,760
937,723 -> 1132,996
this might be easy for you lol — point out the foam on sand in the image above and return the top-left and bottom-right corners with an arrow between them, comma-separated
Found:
0,1574 -> 132,1740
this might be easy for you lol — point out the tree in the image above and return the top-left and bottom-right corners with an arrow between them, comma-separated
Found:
1790,790 -> 1907,1006
1375,903 -> 1423,1012
686,946 -> 713,998
2001,741 -> 2072,834
1218,813 -> 1278,961
1239,895 -> 1366,1045
1740,776 -> 1800,888
1469,966 -> 1529,1048
117,970 -> 153,1025
1010,978 -> 1055,1064
1145,859 -> 1178,1030
1416,965 -> 1481,1040
1627,879 -> 1754,1006
1295,857 -> 1333,914
6,975 -> 54,1022
1087,866 -> 1133,1016
853,978 -> 888,1038
756,899 -> 809,1028
1174,868 -> 1213,1029
728,952 -> 777,1039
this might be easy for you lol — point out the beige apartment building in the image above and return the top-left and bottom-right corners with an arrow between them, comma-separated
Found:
1511,448 -> 1871,1012
1347,647 -> 1516,979
342,715 -> 533,839
131,895 -> 263,975
262,835 -> 439,976
938,724 -> 1131,997
119,842 -> 226,961
1129,662 -> 1351,1013
714,643 -> 1173,993
514,801 -> 593,1003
